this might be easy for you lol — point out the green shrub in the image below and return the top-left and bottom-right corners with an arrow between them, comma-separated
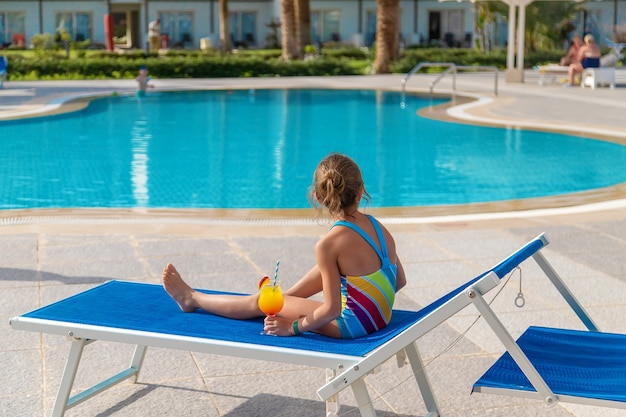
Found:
5,47 -> 577,81
392,47 -> 565,72
321,46 -> 369,59
6,54 -> 360,80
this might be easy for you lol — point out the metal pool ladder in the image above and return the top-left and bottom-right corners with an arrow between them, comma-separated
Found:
401,62 -> 499,97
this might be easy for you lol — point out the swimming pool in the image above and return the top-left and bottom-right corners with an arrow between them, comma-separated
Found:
1,88 -> 626,210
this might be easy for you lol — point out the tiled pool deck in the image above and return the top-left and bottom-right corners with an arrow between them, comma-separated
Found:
1,72 -> 626,417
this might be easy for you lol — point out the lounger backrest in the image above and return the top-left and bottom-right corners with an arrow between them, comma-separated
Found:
600,51 -> 622,67
371,233 -> 549,357
416,233 -> 548,319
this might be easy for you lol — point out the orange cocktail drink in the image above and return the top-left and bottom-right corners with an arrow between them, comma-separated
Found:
258,284 -> 284,316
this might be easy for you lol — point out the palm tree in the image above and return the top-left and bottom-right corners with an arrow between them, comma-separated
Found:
475,2 -> 507,52
295,0 -> 311,56
374,0 -> 400,74
219,0 -> 231,52
281,0 -> 299,59
525,2 -> 580,52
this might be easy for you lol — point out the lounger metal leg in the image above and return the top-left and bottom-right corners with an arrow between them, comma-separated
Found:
405,343 -> 440,417
129,345 -> 148,382
325,368 -> 340,417
51,337 -> 89,417
467,288 -> 558,406
532,251 -> 599,331
538,74 -> 545,86
351,378 -> 377,417
52,340 -> 148,417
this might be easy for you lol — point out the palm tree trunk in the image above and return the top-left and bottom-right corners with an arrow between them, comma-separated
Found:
219,0 -> 231,52
374,0 -> 400,74
281,0 -> 299,59
295,0 -> 311,55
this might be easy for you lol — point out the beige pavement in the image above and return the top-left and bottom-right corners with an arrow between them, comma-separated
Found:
1,72 -> 626,417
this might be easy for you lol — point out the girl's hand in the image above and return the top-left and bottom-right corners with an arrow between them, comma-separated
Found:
263,316 -> 293,336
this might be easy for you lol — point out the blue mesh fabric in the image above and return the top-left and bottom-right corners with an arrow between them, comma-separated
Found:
474,326 -> 626,402
23,280 -> 427,357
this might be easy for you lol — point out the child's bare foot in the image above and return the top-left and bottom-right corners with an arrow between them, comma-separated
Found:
162,263 -> 198,312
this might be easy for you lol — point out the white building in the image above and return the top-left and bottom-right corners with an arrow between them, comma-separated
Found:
0,0 -> 622,50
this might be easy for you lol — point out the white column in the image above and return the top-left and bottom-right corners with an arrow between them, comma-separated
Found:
507,2 -> 516,70
516,2 -> 525,71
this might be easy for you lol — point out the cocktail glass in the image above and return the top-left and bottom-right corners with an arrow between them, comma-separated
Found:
258,281 -> 284,335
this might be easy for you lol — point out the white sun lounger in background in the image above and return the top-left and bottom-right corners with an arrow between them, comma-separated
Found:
534,49 -> 623,86
10,234 -> 550,417
534,64 -> 570,85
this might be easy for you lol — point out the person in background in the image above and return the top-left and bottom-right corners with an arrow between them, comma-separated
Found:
566,34 -> 602,87
148,19 -> 161,52
559,35 -> 583,66
135,66 -> 153,96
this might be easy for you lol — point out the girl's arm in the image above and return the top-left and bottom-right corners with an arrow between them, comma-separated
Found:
283,265 -> 323,298
295,238 -> 343,333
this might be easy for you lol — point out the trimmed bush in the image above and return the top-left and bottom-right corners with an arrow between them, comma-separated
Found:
5,47 -> 582,81
6,54 -> 361,80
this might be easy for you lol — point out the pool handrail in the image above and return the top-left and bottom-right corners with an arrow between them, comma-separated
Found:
401,62 -> 499,97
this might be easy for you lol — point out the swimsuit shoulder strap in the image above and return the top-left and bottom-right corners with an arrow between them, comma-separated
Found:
365,214 -> 390,261
332,215 -> 390,267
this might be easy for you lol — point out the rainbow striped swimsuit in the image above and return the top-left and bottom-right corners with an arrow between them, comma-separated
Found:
332,215 -> 398,339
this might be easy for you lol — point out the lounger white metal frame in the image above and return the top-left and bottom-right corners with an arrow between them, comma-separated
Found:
10,234 -> 550,417
535,64 -> 569,86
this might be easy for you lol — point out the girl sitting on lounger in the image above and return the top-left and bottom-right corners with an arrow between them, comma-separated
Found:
163,153 -> 407,338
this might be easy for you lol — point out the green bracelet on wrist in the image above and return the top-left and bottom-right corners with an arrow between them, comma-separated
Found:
292,319 -> 301,335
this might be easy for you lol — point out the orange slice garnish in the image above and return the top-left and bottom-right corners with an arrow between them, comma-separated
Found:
258,276 -> 270,289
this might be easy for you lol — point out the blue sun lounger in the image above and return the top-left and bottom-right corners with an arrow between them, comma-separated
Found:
470,243 -> 626,409
10,234 -> 550,417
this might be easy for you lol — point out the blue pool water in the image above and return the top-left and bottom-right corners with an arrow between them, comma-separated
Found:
1,89 -> 626,210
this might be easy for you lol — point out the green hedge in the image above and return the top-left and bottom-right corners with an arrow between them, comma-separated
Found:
392,48 -> 566,73
6,54 -> 361,80
5,47 -> 579,80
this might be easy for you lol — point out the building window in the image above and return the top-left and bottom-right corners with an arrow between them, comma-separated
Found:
112,12 -> 129,46
0,12 -> 26,47
428,9 -> 464,46
311,10 -> 340,43
55,12 -> 92,42
366,10 -> 376,46
160,11 -> 193,48
230,12 -> 256,47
